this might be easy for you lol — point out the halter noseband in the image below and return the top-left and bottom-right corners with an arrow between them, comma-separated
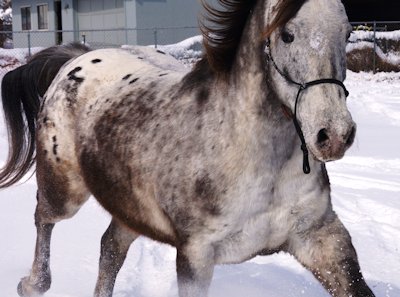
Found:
265,39 -> 349,174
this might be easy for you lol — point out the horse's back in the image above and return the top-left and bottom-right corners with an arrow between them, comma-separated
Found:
44,46 -> 187,103
40,45 -> 187,149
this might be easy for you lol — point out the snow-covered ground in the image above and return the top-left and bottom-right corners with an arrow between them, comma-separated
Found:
0,45 -> 399,297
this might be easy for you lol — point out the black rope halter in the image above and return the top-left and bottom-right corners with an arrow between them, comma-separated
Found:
265,39 -> 349,174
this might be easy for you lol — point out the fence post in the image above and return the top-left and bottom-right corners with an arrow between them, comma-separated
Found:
27,31 -> 31,57
82,32 -> 86,44
154,28 -> 158,48
373,20 -> 377,74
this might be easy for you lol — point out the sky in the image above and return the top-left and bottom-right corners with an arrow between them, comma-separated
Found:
342,0 -> 400,22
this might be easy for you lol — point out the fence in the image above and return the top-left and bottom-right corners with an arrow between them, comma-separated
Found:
0,26 -> 200,54
349,21 -> 400,73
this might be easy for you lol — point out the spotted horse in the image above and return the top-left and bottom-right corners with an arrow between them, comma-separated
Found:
0,0 -> 375,296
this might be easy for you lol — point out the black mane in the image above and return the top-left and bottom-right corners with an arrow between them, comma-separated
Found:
200,0 -> 307,74
200,0 -> 258,73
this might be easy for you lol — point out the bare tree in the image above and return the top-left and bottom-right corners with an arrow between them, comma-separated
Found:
0,0 -> 12,47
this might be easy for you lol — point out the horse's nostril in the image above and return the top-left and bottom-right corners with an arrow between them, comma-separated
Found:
346,125 -> 356,146
317,128 -> 329,145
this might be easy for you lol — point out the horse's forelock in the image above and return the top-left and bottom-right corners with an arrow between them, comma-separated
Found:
263,0 -> 308,38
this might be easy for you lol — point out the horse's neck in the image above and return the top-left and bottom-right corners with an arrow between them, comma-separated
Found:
227,1 -> 282,125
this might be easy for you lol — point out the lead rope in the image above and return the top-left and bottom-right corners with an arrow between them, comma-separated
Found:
265,39 -> 349,174
293,86 -> 311,174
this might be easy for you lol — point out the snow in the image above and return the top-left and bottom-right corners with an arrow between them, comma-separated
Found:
146,35 -> 203,67
0,7 -> 11,21
350,30 -> 400,42
0,45 -> 399,297
346,41 -> 400,67
0,47 -> 45,72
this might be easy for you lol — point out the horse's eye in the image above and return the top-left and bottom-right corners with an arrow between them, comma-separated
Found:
281,30 -> 295,43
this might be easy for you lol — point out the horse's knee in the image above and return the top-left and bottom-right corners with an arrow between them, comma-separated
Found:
289,213 -> 375,297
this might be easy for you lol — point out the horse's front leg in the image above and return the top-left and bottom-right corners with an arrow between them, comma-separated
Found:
176,242 -> 215,297
288,212 -> 375,297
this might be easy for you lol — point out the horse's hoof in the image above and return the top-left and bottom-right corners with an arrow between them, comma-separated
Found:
17,281 -> 24,297
17,276 -> 50,297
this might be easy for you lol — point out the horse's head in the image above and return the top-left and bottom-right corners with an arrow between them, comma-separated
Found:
265,0 -> 355,162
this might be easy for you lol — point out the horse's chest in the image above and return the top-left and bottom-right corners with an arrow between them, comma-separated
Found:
208,184 -> 293,264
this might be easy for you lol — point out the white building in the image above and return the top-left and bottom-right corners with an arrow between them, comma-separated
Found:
11,0 -> 208,48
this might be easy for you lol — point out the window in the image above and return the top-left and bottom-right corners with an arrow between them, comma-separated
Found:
37,4 -> 48,30
21,7 -> 31,30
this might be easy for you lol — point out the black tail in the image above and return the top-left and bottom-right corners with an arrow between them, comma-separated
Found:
0,43 -> 91,188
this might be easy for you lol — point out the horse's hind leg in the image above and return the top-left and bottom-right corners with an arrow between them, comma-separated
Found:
17,204 -> 54,296
18,149 -> 90,296
94,219 -> 138,297
288,212 -> 375,297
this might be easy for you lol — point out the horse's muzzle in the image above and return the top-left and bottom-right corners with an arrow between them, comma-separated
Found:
313,123 -> 356,161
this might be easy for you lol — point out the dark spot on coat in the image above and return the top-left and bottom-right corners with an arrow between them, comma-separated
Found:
156,50 -> 166,55
138,57 -> 144,60
194,174 -> 220,216
129,78 -> 139,84
91,59 -> 102,64
67,66 -> 84,83
52,136 -> 57,142
195,175 -> 212,197
67,67 -> 82,77
195,87 -> 210,108
61,80 -> 80,108
159,73 -> 168,77
283,67 -> 290,78
53,144 -> 58,156
69,75 -> 84,83
122,74 -> 132,80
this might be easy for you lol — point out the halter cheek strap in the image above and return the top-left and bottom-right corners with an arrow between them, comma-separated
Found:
265,39 -> 350,174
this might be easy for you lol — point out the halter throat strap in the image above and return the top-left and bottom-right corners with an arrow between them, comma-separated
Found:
265,39 -> 349,174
